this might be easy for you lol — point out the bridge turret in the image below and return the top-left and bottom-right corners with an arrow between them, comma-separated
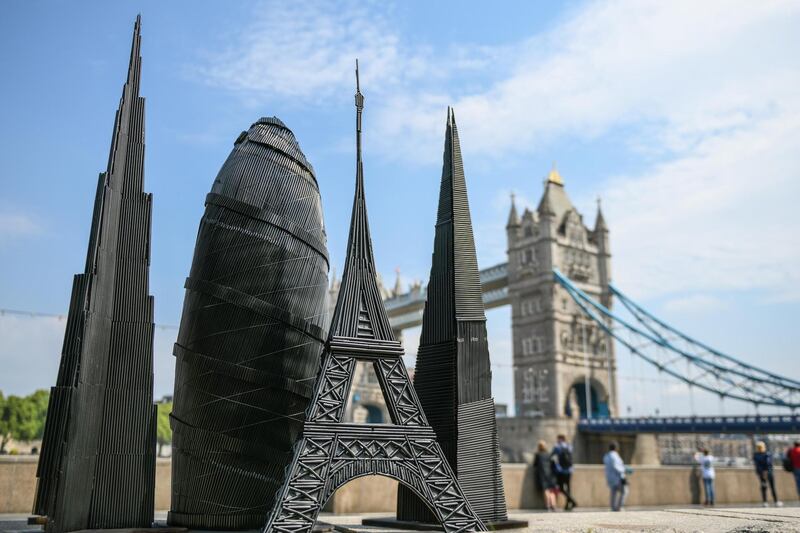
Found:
593,198 -> 612,310
506,165 -> 617,425
506,193 -> 521,243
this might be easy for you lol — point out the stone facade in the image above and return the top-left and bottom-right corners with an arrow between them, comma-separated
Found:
505,168 -> 617,420
3,457 -> 799,514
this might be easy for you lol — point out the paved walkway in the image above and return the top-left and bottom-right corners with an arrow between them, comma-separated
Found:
325,507 -> 800,533
2,507 -> 799,533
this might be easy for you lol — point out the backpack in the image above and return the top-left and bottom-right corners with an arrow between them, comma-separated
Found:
783,451 -> 794,472
558,446 -> 574,469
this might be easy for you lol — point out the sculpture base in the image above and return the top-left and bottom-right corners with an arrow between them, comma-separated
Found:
360,517 -> 528,531
23,518 -> 332,533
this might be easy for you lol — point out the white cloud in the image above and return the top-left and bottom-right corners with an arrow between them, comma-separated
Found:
193,0 -> 800,409
197,2 -> 402,101
454,0 -> 800,300
0,315 -> 64,396
0,315 -> 178,398
597,109 -> 800,300
195,1 -> 497,107
318,1 -> 800,304
662,294 -> 726,314
362,1 -> 799,161
198,0 -> 800,168
0,212 -> 42,239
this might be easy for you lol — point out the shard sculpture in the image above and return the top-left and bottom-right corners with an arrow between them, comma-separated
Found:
32,16 -> 156,533
263,64 -> 485,533
168,117 -> 329,529
397,108 -> 508,524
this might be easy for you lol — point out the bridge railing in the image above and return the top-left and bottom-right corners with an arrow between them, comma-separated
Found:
578,415 -> 800,434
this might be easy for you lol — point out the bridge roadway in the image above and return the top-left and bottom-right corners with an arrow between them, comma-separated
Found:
578,414 -> 800,434
385,262 -> 509,331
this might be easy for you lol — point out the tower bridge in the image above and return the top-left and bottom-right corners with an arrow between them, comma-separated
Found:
330,167 -> 799,463
370,165 -> 617,424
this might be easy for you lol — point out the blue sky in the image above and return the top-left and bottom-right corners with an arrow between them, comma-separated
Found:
1,0 -> 798,416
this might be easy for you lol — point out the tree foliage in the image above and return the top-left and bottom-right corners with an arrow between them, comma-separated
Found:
156,401 -> 172,456
0,389 -> 50,453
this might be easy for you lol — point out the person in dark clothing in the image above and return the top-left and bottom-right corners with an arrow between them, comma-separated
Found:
551,434 -> 577,511
533,440 -> 558,511
753,441 -> 782,506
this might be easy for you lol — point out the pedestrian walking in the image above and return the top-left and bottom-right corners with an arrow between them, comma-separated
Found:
788,440 -> 800,498
551,434 -> 578,511
694,448 -> 715,506
533,440 -> 559,511
753,441 -> 782,507
603,442 -> 627,512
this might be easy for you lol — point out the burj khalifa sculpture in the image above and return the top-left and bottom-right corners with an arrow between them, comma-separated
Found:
33,16 -> 157,533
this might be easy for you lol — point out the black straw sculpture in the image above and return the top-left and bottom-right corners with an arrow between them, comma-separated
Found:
263,63 -> 484,533
396,108 -> 509,525
33,16 -> 157,533
168,115 -> 329,527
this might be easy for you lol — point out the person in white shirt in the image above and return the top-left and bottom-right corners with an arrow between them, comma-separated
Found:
603,442 -> 627,511
695,447 -> 716,506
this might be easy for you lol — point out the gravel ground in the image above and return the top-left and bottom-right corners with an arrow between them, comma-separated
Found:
3,507 -> 799,533
324,506 -> 800,533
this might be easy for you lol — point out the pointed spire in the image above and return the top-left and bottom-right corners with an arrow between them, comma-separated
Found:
355,59 -> 364,171
403,107 -> 507,522
546,161 -> 564,186
328,61 -> 394,341
104,14 -> 144,190
425,106 -> 484,329
594,196 -> 608,232
537,183 -> 556,217
393,267 -> 403,297
506,192 -> 520,228
124,14 -> 142,99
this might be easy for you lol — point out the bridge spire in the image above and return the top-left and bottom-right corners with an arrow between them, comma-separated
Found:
546,160 -> 564,185
594,195 -> 608,232
507,192 -> 520,228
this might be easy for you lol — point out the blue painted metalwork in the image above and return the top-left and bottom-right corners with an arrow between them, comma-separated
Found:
579,415 -> 800,434
572,382 -> 609,419
553,269 -> 800,410
610,284 -> 800,390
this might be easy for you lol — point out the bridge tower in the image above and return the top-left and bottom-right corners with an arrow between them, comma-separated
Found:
506,167 -> 617,421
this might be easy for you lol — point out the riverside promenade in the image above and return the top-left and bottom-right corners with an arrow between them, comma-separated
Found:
2,507 -> 800,533
329,507 -> 800,533
3,458 -> 799,514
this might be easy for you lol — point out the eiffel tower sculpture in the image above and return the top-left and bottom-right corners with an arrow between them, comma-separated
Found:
262,64 -> 485,533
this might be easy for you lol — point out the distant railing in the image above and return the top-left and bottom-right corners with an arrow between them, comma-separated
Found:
385,262 -> 509,330
578,414 -> 800,434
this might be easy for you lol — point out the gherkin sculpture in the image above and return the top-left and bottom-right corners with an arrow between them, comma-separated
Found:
33,16 -> 157,533
168,117 -> 329,529
396,108 -> 509,525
